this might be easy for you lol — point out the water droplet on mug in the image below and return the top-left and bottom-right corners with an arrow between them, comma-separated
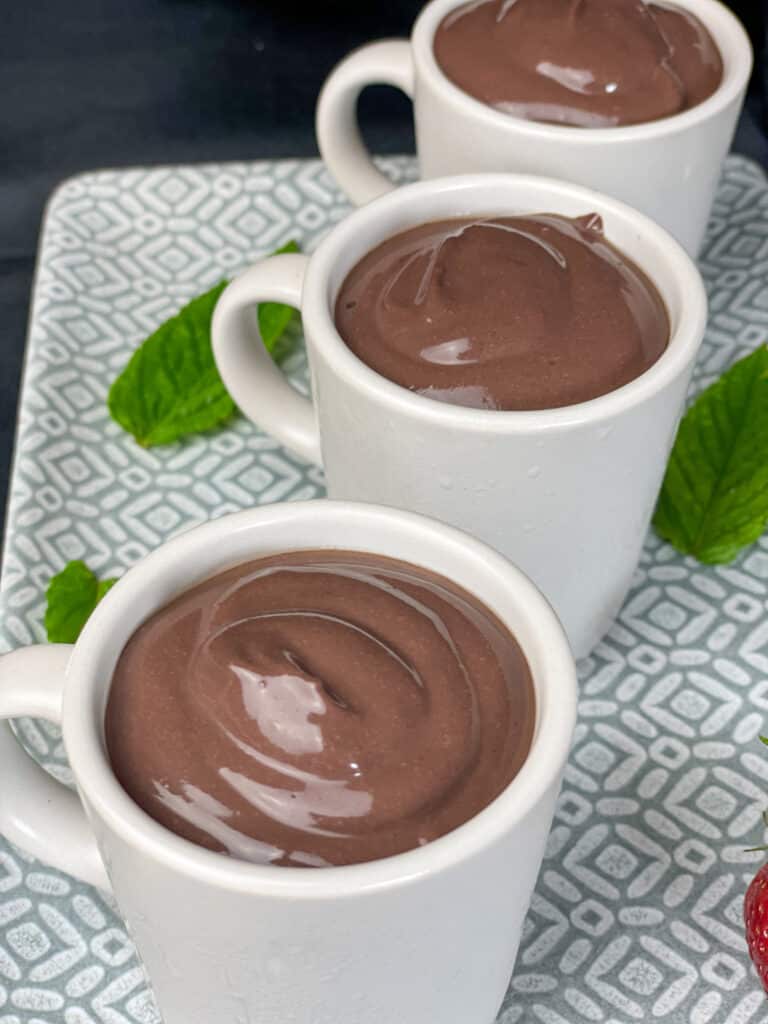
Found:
597,425 -> 613,440
522,522 -> 536,534
528,465 -> 541,479
439,475 -> 454,490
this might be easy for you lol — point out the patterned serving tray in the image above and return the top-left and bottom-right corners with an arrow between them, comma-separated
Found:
2,156 -> 768,1024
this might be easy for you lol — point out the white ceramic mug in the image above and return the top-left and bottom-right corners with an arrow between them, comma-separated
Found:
212,174 -> 707,658
0,501 -> 576,1024
315,0 -> 752,255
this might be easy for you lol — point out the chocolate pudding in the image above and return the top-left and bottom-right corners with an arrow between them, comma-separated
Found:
434,0 -> 723,128
106,551 -> 535,868
334,213 -> 669,411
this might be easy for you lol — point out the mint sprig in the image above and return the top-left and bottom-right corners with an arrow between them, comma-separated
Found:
653,344 -> 768,564
45,561 -> 118,643
107,240 -> 300,447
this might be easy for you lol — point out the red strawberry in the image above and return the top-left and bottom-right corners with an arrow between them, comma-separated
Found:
745,863 -> 768,993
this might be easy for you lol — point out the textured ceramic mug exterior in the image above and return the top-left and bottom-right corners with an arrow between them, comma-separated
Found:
0,501 -> 576,1024
212,174 -> 707,658
315,0 -> 751,256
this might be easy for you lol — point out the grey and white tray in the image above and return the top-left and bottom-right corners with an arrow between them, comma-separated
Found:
2,155 -> 768,1023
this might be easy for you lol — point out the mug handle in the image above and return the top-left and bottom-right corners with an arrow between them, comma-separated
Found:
212,253 -> 322,465
0,644 -> 110,890
316,40 -> 415,206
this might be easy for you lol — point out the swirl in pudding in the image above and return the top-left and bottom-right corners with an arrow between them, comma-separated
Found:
106,551 -> 535,867
434,0 -> 723,129
334,213 -> 669,411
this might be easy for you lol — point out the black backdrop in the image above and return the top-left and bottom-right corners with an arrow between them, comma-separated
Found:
2,0 -> 766,541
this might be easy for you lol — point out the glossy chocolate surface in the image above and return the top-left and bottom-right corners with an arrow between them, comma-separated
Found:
335,213 -> 669,410
106,551 -> 535,867
434,0 -> 723,128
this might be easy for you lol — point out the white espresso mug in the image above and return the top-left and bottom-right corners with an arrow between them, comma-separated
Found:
212,174 -> 707,658
315,0 -> 751,255
0,501 -> 576,1024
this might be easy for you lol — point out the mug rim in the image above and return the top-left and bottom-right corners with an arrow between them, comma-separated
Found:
302,172 -> 707,431
411,0 -> 753,143
63,500 -> 577,896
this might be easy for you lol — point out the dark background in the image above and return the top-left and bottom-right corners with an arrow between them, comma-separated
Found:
2,0 -> 766,542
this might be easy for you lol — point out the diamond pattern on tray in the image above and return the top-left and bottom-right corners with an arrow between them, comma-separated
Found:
1,156 -> 768,1023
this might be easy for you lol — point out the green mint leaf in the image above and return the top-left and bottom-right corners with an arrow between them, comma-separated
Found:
108,281 -> 233,447
653,344 -> 768,564
45,561 -> 118,643
96,577 -> 117,602
107,240 -> 301,447
258,240 -> 300,353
